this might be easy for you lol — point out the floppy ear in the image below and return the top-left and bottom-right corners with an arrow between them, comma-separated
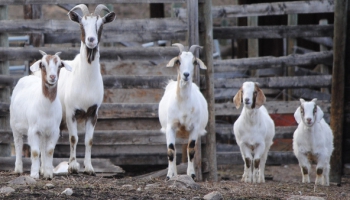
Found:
166,57 -> 179,68
316,105 -> 324,123
68,11 -> 82,23
61,60 -> 73,72
29,60 -> 42,72
255,87 -> 266,108
103,12 -> 116,24
233,88 -> 242,109
195,58 -> 207,70
294,107 -> 302,124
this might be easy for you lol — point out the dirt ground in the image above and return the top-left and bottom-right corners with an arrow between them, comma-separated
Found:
1,164 -> 349,200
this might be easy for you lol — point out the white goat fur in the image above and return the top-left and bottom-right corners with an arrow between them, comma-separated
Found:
293,98 -> 334,186
158,43 -> 208,180
57,4 -> 115,175
233,82 -> 275,183
10,51 -> 72,179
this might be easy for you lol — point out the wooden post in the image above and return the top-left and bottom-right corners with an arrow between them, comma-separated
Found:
24,5 -> 43,47
187,0 -> 202,181
330,0 -> 348,184
287,14 -> 297,101
0,5 -> 11,157
319,19 -> 330,94
199,0 -> 218,181
248,16 -> 258,76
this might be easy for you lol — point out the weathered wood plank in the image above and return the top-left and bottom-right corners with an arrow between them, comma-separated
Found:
103,88 -> 164,103
0,129 -> 190,145
95,118 -> 161,130
292,88 -> 331,101
0,0 -> 192,5
215,75 -> 332,89
214,25 -> 333,39
0,157 -> 124,173
0,18 -> 187,43
98,103 -> 159,119
175,0 -> 334,18
213,51 -> 333,72
0,47 -> 179,62
217,151 -> 298,165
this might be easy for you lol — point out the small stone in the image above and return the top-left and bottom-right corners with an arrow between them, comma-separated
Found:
145,183 -> 160,190
8,176 -> 36,185
45,183 -> 54,189
0,187 -> 15,195
287,196 -> 325,200
203,191 -> 223,200
284,165 -> 289,168
136,187 -> 142,192
341,192 -> 347,197
121,184 -> 134,190
166,175 -> 200,190
61,188 -> 73,196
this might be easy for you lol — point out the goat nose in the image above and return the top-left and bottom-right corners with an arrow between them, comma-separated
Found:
183,72 -> 189,78
88,37 -> 95,43
50,75 -> 56,80
244,98 -> 249,103
306,118 -> 311,122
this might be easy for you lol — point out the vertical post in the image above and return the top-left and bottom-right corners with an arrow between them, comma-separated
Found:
24,5 -> 43,47
330,0 -> 348,184
287,14 -> 297,100
0,5 -> 11,157
199,0 -> 218,181
319,19 -> 330,94
247,16 -> 258,76
187,0 -> 202,180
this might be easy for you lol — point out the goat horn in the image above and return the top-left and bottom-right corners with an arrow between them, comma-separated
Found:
39,50 -> 47,56
69,4 -> 89,16
55,52 -> 62,56
172,43 -> 185,53
94,4 -> 111,16
189,45 -> 203,54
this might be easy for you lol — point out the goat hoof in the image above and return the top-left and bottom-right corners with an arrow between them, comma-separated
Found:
68,168 -> 79,174
191,174 -> 196,180
83,171 -> 96,176
166,176 -> 170,181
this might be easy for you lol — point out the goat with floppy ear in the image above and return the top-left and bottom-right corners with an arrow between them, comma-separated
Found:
293,98 -> 333,186
232,81 -> 275,183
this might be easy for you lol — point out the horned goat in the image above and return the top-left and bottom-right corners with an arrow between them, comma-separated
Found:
233,82 -> 275,183
293,98 -> 334,186
158,43 -> 208,180
57,4 -> 115,175
10,50 -> 72,179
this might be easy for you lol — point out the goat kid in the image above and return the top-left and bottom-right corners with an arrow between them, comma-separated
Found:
293,98 -> 334,186
233,82 -> 275,183
57,4 -> 115,175
159,43 -> 208,180
10,50 -> 72,179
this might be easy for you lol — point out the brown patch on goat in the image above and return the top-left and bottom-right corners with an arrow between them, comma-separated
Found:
254,159 -> 260,169
188,140 -> 196,161
316,168 -> 323,175
233,87 -> 242,109
245,158 -> 251,168
167,144 -> 175,162
69,157 -> 76,162
32,151 -> 39,158
300,105 -> 305,116
70,136 -> 76,145
72,105 -> 98,125
89,139 -> 93,146
80,23 -> 86,45
302,166 -> 308,175
306,152 -> 318,163
173,120 -> 190,139
252,83 -> 266,109
47,149 -> 54,156
40,62 -> 58,102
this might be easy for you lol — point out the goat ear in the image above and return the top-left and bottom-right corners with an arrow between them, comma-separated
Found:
294,107 -> 302,124
255,87 -> 266,108
61,61 -> 73,72
68,11 -> 81,23
233,88 -> 242,109
195,58 -> 207,70
316,105 -> 324,123
103,12 -> 116,24
300,98 -> 305,104
30,60 -> 42,72
166,57 -> 178,68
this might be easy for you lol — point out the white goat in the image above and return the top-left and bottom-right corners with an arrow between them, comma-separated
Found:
233,82 -> 275,183
158,43 -> 208,180
10,50 -> 72,179
57,4 -> 115,175
293,98 -> 334,186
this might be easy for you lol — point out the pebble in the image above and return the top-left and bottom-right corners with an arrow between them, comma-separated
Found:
61,188 -> 73,196
0,187 -> 15,195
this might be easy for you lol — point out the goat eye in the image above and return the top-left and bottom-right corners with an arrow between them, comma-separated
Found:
193,60 -> 198,65
175,60 -> 181,65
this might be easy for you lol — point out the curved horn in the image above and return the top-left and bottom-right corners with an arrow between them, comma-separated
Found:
39,50 -> 47,56
69,4 -> 89,16
172,43 -> 185,53
94,4 -> 111,16
189,45 -> 203,54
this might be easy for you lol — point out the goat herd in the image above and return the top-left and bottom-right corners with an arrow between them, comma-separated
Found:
8,4 -> 334,187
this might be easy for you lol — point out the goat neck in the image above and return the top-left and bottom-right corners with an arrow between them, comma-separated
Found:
176,73 -> 192,101
241,106 -> 263,125
41,69 -> 58,103
75,42 -> 101,79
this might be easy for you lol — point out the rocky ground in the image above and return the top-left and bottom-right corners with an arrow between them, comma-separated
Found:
0,164 -> 349,200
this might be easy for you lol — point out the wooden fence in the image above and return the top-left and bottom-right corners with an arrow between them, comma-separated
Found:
0,0 -> 347,182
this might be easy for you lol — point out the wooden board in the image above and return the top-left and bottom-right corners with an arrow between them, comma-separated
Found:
95,118 -> 161,130
104,88 -> 164,103
0,157 -> 124,173
0,0 -> 192,5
